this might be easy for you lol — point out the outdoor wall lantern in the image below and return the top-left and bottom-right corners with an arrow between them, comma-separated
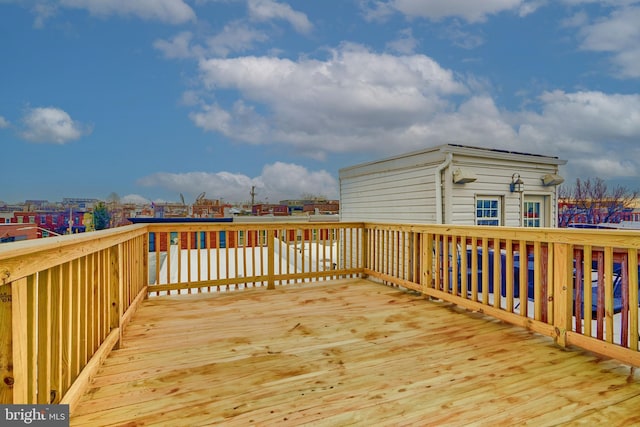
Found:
510,173 -> 524,193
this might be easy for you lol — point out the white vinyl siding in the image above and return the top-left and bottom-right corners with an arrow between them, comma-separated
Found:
446,155 -> 561,226
340,166 -> 437,223
339,144 -> 565,227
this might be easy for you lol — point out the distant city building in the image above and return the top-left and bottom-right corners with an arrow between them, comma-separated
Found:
0,224 -> 39,242
191,197 -> 230,218
63,198 -> 100,209
252,204 -> 289,216
24,200 -> 53,210
302,200 -> 339,215
152,202 -> 189,219
9,209 -> 86,236
0,192 -> 341,243
279,199 -> 340,215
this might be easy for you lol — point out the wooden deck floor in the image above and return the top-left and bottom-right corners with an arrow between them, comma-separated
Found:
72,279 -> 640,426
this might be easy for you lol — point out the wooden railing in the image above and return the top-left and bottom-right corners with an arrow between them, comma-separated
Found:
363,223 -> 640,367
144,222 -> 364,295
1,221 -> 640,413
0,225 -> 149,410
0,222 -> 363,410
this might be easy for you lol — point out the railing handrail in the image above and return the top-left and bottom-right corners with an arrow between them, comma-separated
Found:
363,222 -> 640,248
0,224 -> 149,285
0,223 -> 148,258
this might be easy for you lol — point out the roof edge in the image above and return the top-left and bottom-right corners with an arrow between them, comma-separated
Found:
339,143 -> 567,176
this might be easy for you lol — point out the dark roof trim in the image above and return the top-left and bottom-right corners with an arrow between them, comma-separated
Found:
128,218 -> 233,223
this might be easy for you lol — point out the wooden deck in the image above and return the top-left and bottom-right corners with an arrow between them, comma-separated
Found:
71,279 -> 640,426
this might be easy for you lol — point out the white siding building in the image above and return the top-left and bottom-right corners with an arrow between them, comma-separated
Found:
339,144 -> 567,227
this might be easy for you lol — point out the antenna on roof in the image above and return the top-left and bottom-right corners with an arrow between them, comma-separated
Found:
250,186 -> 256,206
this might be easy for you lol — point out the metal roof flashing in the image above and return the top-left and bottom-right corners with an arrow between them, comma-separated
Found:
439,144 -> 567,165
339,143 -> 567,178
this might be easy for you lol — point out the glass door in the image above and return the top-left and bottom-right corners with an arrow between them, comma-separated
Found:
523,196 -> 547,227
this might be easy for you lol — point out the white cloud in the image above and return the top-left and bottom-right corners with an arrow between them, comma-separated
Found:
137,162 -> 337,202
154,23 -> 268,59
189,101 -> 269,143
359,0 -> 395,22
59,0 -> 196,24
366,0 -> 528,23
259,162 -> 338,200
192,44 -> 467,156
561,0 -> 640,5
154,31 -> 198,59
32,2 -> 58,28
517,0 -> 546,17
401,96 -> 518,151
180,90 -> 202,106
0,116 -> 9,128
138,171 -> 257,203
4,0 -> 195,27
190,40 -> 640,185
121,194 -> 151,205
247,0 -> 313,34
576,6 -> 640,77
536,90 -> 640,140
517,90 -> 640,180
20,107 -> 92,144
441,21 -> 485,49
561,10 -> 589,28
386,28 -> 419,54
205,21 -> 269,56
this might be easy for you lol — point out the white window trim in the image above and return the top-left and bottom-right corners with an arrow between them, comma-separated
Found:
475,195 -> 503,226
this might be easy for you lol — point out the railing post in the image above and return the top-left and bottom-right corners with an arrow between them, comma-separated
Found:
361,225 -> 369,277
267,229 -> 275,290
0,281 -> 14,404
422,233 -> 433,294
553,243 -> 573,348
110,245 -> 122,349
12,278 -> 28,404
0,278 -> 28,404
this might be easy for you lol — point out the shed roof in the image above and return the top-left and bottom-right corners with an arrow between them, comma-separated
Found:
339,143 -> 567,178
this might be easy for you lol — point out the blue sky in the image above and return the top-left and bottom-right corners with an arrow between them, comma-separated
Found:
1,0 -> 639,205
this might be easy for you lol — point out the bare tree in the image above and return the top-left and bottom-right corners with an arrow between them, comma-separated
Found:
558,177 -> 638,227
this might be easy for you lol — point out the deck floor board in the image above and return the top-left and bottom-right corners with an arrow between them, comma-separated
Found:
71,279 -> 640,426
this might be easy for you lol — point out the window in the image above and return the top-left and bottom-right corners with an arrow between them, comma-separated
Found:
476,197 -> 501,226
523,196 -> 547,227
524,201 -> 540,227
